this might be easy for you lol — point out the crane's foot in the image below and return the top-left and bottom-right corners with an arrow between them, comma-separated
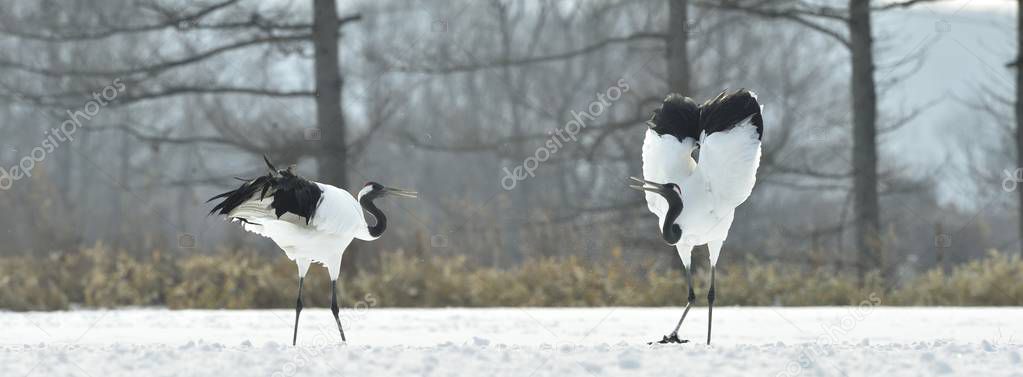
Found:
650,332 -> 688,345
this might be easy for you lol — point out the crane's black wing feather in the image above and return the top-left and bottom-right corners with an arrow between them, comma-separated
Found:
208,163 -> 323,224
649,93 -> 701,142
269,172 -> 322,221
698,89 -> 763,139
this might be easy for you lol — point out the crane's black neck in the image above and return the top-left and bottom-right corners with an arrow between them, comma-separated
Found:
360,192 -> 387,238
661,191 -> 683,245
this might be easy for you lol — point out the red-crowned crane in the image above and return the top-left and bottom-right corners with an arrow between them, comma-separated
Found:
630,89 -> 763,345
208,156 -> 417,345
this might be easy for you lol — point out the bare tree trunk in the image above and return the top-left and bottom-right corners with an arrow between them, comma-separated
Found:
75,129 -> 91,246
45,0 -> 74,210
1016,0 -> 1023,257
849,0 -> 882,282
313,0 -> 355,273
113,130 -> 130,251
667,0 -> 691,94
313,0 -> 347,188
497,3 -> 524,266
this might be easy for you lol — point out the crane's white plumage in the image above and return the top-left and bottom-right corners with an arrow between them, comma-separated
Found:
208,157 -> 416,345
696,117 -> 762,213
225,182 -> 374,280
641,128 -> 699,267
641,129 -> 697,230
633,89 -> 763,345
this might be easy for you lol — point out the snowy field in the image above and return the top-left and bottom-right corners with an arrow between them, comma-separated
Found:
2,307 -> 1022,376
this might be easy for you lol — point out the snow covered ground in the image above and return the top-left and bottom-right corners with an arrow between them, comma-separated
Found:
2,307 -> 1021,376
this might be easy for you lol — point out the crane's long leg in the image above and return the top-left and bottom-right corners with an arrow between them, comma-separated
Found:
654,265 -> 695,344
293,258 -> 311,346
292,276 -> 304,346
654,247 -> 695,344
706,241 -> 723,346
668,265 -> 697,339
330,280 -> 347,342
707,265 -> 716,345
326,252 -> 347,343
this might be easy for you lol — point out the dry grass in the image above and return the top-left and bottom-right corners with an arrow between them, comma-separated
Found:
1,244 -> 1020,310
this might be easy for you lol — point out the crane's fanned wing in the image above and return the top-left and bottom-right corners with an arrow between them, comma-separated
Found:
641,94 -> 701,221
697,89 -> 764,211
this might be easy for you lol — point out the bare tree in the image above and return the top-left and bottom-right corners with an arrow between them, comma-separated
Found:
848,0 -> 882,281
701,0 -> 939,282
0,0 -> 996,286
0,1 -> 367,253
313,0 -> 349,188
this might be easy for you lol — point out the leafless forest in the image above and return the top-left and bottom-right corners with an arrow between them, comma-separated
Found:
0,0 -> 1019,290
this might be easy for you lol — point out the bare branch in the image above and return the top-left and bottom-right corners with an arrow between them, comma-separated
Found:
0,0 -> 361,43
115,86 -> 315,105
871,0 -> 943,11
696,0 -> 850,48
0,34 -> 310,78
87,124 -> 265,154
396,32 -> 667,74
0,0 -> 240,41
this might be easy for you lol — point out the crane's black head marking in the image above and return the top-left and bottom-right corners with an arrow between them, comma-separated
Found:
358,181 -> 418,239
665,183 -> 682,197
361,181 -> 418,199
649,93 -> 700,142
628,176 -> 684,245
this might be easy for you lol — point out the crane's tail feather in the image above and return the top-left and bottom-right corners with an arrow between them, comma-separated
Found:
227,198 -> 275,220
207,175 -> 277,216
207,157 -> 323,225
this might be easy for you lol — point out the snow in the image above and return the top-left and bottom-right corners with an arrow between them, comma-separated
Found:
2,307 -> 1022,376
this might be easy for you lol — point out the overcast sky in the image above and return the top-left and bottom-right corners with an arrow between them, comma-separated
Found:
875,1 -> 1014,205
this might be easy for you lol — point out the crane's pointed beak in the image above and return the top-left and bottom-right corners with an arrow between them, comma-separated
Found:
627,176 -> 663,193
629,176 -> 663,186
384,187 -> 418,198
629,184 -> 660,193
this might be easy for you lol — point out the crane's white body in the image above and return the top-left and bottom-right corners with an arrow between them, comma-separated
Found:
226,183 -> 376,280
641,116 -> 762,267
209,167 -> 414,345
